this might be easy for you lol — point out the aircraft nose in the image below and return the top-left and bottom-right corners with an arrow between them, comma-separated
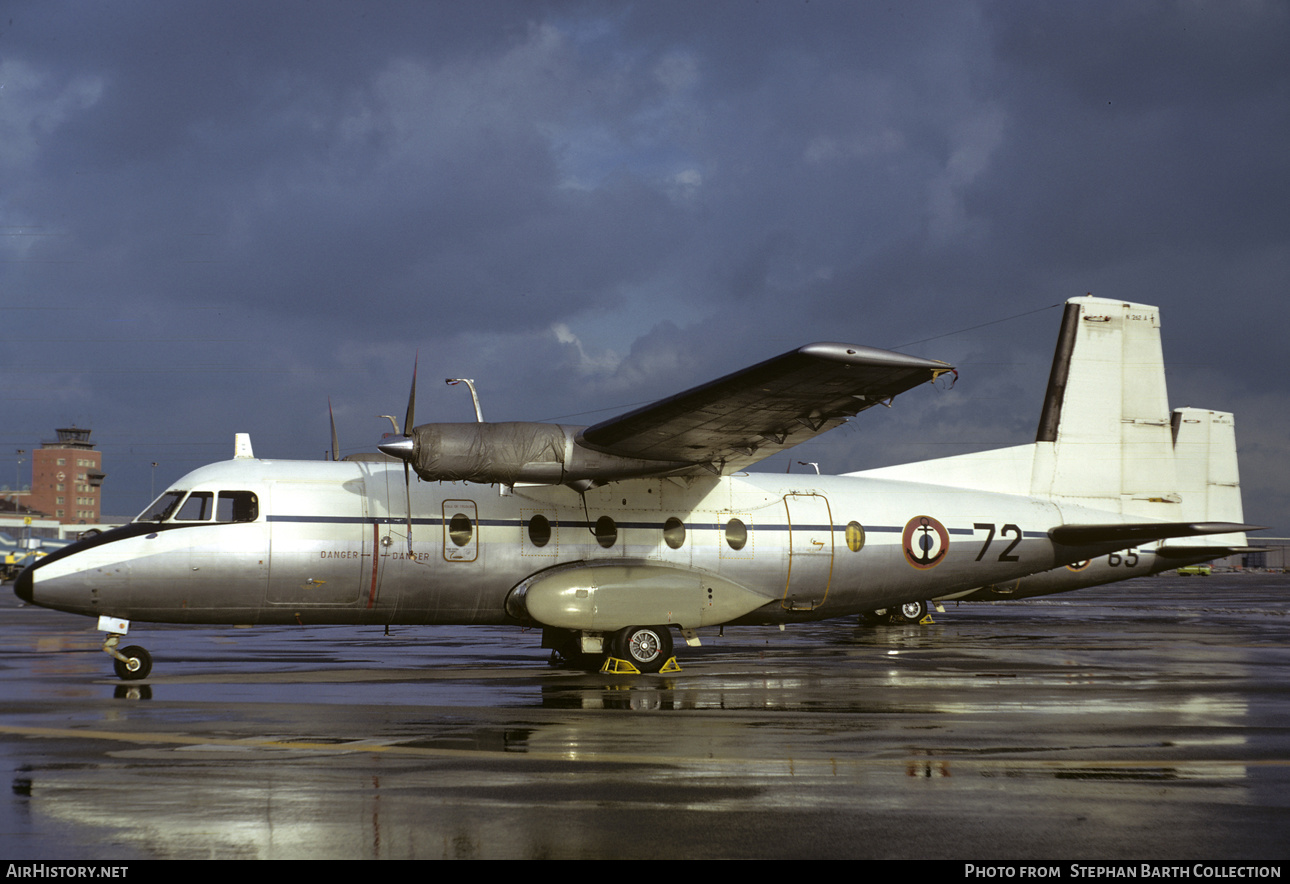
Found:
14,565 -> 33,604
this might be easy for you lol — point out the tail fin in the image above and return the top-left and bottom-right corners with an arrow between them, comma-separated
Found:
1167,408 -> 1247,548
848,296 -> 1246,543
1028,296 -> 1179,517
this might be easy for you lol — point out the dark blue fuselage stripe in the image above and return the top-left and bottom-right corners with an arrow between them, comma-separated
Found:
265,514 -> 998,535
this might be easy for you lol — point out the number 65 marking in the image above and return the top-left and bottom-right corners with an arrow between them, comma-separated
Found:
974,522 -> 1022,562
1108,549 -> 1140,567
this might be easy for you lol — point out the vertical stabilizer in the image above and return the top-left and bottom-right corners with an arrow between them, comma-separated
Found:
1170,408 -> 1247,547
1029,296 -> 1179,518
844,295 -> 1245,538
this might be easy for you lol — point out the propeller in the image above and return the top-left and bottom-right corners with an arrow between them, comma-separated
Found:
375,354 -> 419,554
402,355 -> 417,553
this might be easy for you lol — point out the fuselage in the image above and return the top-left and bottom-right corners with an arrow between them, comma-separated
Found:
16,456 -> 1143,630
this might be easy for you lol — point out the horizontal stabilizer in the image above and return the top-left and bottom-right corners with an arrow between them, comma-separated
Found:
1154,545 -> 1262,560
1049,521 -> 1261,546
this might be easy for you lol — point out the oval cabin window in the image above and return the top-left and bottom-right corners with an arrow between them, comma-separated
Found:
664,517 -> 686,549
725,518 -> 748,551
448,513 -> 473,547
528,514 -> 551,548
595,516 -> 617,548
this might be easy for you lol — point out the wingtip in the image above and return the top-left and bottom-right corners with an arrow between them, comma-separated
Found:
798,342 -> 952,370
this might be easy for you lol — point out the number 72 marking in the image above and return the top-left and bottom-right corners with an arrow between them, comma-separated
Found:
974,522 -> 1022,562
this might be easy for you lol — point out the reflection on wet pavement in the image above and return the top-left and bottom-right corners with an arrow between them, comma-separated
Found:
2,575 -> 1289,858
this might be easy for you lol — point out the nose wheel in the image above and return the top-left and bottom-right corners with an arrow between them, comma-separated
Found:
103,634 -> 152,681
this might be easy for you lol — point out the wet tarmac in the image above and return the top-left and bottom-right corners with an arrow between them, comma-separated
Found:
2,574 -> 1289,860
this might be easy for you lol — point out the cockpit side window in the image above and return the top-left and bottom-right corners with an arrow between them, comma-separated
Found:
175,492 -> 214,521
217,491 -> 259,523
138,491 -> 185,523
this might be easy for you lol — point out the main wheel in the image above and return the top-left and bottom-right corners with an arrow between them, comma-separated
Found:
113,645 -> 152,680
859,610 -> 893,626
895,600 -> 929,623
611,625 -> 674,674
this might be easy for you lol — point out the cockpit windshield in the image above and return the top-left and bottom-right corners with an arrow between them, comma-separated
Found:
134,489 -> 259,523
137,491 -> 185,522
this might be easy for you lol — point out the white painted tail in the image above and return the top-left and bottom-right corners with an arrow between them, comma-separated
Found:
848,296 -> 1246,545
1170,408 -> 1246,546
1030,297 -> 1178,517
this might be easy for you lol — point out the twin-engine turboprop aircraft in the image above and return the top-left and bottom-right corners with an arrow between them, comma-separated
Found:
16,296 -> 1253,677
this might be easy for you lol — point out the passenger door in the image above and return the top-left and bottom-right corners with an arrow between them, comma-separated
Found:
783,493 -> 833,609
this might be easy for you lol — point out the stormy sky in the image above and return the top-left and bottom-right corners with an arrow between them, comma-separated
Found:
3,0 -> 1288,533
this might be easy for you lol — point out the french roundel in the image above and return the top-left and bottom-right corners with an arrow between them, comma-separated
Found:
902,515 -> 949,570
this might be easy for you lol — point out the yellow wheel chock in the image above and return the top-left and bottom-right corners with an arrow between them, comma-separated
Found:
600,656 -> 682,674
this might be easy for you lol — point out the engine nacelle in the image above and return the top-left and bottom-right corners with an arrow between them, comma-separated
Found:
388,422 -> 689,485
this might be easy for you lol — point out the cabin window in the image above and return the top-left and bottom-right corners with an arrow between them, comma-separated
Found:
217,491 -> 259,522
138,491 -> 185,522
725,518 -> 748,551
448,513 -> 473,547
845,521 -> 866,553
528,514 -> 551,548
594,516 -> 617,548
663,517 -> 686,549
175,492 -> 214,521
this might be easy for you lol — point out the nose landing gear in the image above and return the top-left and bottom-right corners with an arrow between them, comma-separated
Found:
102,630 -> 152,681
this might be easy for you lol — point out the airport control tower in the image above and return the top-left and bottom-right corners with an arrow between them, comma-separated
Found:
27,427 -> 106,524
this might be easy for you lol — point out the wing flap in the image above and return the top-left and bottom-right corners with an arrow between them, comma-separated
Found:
577,343 -> 951,474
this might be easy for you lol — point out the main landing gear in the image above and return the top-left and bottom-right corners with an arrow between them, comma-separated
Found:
859,600 -> 931,626
543,625 -> 681,674
604,625 -> 680,674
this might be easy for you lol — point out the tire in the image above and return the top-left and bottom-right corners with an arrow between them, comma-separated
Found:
896,600 -> 929,623
859,610 -> 893,626
113,645 -> 152,681
611,625 -> 673,674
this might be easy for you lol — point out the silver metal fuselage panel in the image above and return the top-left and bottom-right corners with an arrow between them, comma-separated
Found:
24,457 -> 1143,629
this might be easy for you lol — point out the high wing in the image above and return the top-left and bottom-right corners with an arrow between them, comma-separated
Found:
577,343 -> 953,475
379,341 -> 952,485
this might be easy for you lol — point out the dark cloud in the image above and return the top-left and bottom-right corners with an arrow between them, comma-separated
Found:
2,1 -> 1285,532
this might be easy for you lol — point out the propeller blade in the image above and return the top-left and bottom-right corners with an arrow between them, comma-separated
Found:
400,353 -> 419,553
403,461 -> 413,554
403,352 -> 418,437
329,398 -> 339,462
376,353 -> 420,461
